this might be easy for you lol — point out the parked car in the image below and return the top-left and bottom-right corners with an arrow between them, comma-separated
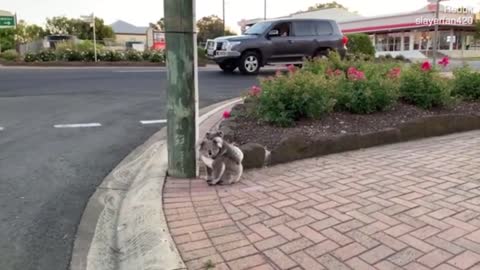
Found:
206,18 -> 348,75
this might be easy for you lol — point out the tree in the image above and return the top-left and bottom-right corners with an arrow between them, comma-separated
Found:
15,20 -> 45,43
196,15 -> 236,43
45,16 -> 114,40
0,28 -> 15,52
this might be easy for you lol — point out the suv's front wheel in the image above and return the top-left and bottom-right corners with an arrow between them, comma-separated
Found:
238,51 -> 260,75
219,62 -> 237,73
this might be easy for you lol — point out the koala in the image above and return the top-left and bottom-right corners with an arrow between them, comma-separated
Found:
199,131 -> 244,185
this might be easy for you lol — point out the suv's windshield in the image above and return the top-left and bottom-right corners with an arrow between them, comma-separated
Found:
245,21 -> 272,35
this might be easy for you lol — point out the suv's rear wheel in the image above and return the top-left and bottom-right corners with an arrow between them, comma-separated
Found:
239,51 -> 260,75
314,49 -> 331,59
219,62 -> 237,73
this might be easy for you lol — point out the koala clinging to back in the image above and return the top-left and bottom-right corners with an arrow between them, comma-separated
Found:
199,131 -> 244,185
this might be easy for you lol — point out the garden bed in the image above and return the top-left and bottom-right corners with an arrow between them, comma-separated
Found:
228,101 -> 480,150
222,101 -> 480,168
216,54 -> 480,169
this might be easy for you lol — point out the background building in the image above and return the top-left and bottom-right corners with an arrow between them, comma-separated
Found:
110,20 -> 148,50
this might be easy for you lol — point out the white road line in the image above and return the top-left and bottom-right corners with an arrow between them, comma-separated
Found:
140,120 -> 167,125
54,123 -> 102,128
113,70 -> 164,73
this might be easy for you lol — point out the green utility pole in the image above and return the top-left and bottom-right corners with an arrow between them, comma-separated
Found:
164,0 -> 198,178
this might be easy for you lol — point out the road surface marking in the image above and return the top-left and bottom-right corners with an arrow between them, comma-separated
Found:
54,123 -> 102,128
140,120 -> 167,125
113,70 -> 164,73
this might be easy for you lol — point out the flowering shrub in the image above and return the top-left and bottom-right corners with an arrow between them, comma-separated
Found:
255,71 -> 337,126
24,53 -> 38,62
335,66 -> 399,114
125,50 -> 143,61
36,50 -> 57,62
400,63 -> 452,109
453,66 -> 480,100
149,50 -> 165,63
438,57 -> 450,67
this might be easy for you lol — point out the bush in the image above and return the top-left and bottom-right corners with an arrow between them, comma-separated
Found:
62,49 -> 83,61
400,63 -> 452,109
255,70 -> 337,126
81,50 -> 97,62
24,53 -> 38,62
346,33 -> 375,56
335,69 -> 400,114
101,50 -> 124,62
197,47 -> 207,61
453,66 -> 480,100
125,50 -> 142,61
395,55 -> 406,62
0,49 -> 19,61
149,50 -> 165,63
37,50 -> 57,62
142,50 -> 153,61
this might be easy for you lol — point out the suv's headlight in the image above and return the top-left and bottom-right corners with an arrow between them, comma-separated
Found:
222,41 -> 241,51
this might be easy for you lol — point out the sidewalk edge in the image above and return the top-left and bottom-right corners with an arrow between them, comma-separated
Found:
70,97 -> 242,270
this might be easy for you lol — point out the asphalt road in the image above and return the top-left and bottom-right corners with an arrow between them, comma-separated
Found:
0,67 -> 264,270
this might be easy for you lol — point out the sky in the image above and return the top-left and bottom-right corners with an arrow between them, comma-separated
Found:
2,0 -> 479,32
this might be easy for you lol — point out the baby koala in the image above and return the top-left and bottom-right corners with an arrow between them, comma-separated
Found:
199,131 -> 244,185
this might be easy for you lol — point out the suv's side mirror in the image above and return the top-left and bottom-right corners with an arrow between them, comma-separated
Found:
268,29 -> 279,37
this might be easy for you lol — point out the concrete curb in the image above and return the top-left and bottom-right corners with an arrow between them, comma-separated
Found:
70,97 -> 242,270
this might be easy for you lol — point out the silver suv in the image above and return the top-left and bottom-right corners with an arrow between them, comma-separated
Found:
206,18 -> 348,75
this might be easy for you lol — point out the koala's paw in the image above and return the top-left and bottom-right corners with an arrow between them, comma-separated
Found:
206,180 -> 215,186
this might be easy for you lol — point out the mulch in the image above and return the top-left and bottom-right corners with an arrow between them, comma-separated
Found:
231,101 -> 480,150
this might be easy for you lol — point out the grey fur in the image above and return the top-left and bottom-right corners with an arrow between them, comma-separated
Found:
199,132 -> 244,185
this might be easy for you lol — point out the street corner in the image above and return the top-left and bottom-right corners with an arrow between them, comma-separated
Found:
164,131 -> 480,270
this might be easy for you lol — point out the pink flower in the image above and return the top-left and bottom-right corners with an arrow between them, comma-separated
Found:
388,67 -> 401,79
347,67 -> 366,81
421,61 -> 432,71
326,68 -> 344,77
438,56 -> 449,67
326,68 -> 334,76
223,110 -> 231,119
287,64 -> 296,73
249,85 -> 262,96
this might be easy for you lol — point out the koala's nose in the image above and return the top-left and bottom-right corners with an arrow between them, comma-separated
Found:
208,150 -> 212,156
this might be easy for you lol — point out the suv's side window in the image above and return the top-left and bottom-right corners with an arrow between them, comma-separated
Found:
293,22 -> 317,37
271,22 -> 291,37
316,22 -> 334,35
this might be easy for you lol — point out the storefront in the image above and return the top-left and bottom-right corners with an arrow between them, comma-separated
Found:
340,3 -> 477,57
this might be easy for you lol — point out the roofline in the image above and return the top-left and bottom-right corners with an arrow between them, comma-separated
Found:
340,11 -> 435,24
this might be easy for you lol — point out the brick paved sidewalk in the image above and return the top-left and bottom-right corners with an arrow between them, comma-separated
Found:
164,131 -> 480,270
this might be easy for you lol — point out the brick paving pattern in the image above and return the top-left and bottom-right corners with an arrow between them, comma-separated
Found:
164,131 -> 480,270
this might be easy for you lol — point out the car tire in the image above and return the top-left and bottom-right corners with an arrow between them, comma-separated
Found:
219,62 -> 237,73
238,51 -> 261,75
314,49 -> 330,59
